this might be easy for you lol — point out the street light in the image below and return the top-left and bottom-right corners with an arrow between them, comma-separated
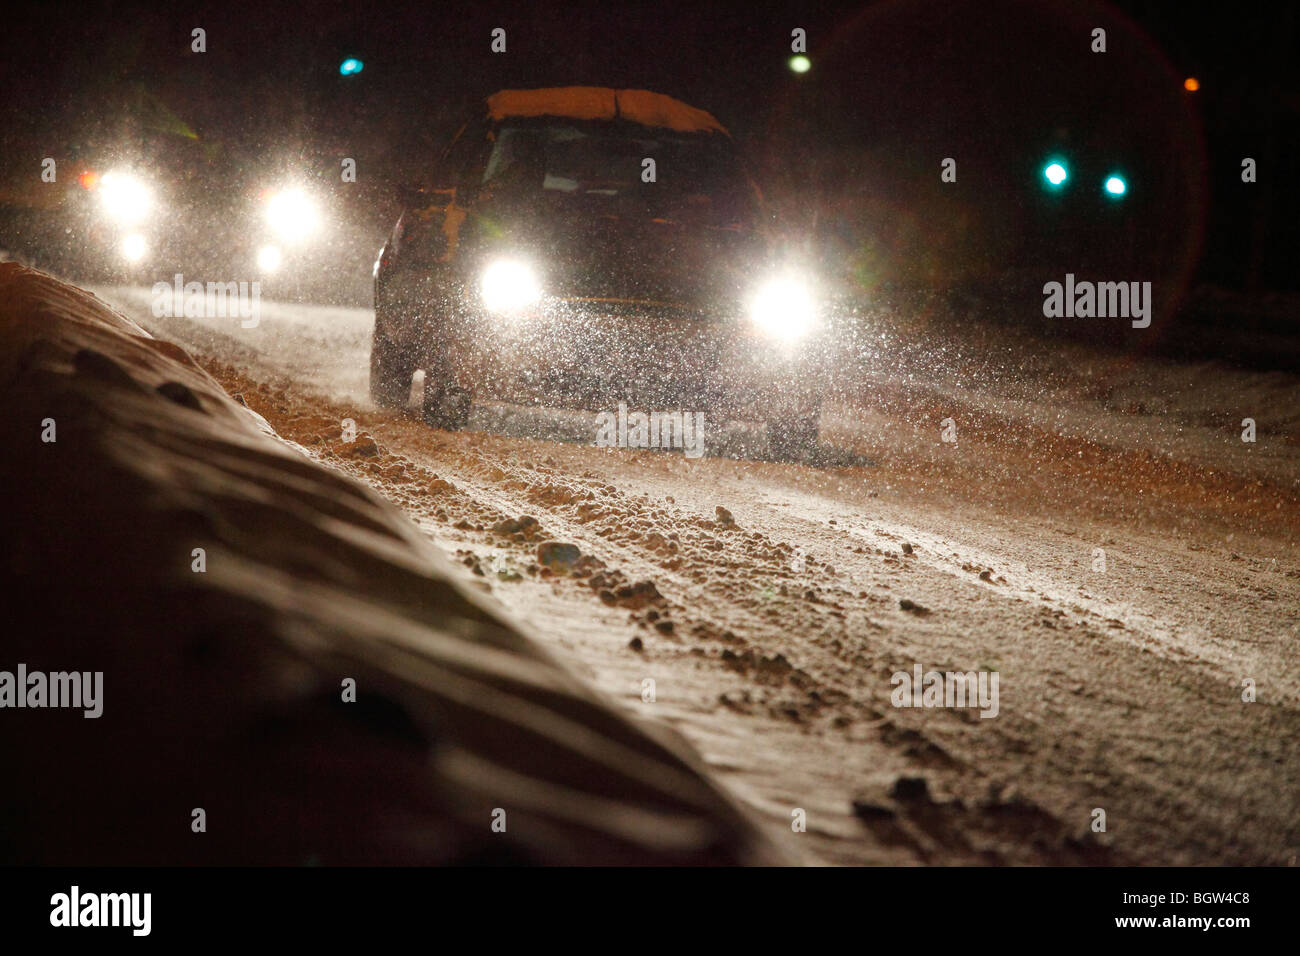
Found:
1042,161 -> 1069,189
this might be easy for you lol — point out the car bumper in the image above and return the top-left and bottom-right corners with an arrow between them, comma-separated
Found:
435,298 -> 825,422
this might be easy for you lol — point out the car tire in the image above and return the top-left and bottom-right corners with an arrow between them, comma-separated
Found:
369,323 -> 415,408
767,411 -> 820,461
423,377 -> 472,431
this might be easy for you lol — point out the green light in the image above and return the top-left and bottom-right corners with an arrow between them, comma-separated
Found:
1104,175 -> 1127,196
789,55 -> 811,74
1043,161 -> 1068,187
339,58 -> 364,76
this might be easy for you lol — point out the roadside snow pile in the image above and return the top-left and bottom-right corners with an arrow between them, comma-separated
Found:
0,264 -> 784,865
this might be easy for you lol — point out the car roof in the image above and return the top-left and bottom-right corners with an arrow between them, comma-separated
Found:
485,87 -> 729,136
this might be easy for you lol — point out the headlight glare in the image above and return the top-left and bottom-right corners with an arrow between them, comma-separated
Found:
257,245 -> 283,273
481,259 -> 542,314
120,232 -> 148,263
265,188 -> 320,242
749,275 -> 815,341
99,172 -> 153,225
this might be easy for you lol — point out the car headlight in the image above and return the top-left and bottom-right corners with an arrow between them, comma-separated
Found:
120,233 -> 148,263
749,275 -> 816,341
99,171 -> 153,225
257,245 -> 283,273
481,259 -> 542,314
265,188 -> 320,242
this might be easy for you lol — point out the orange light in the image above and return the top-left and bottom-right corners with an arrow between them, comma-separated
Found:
1184,77 -> 1200,92
78,170 -> 99,190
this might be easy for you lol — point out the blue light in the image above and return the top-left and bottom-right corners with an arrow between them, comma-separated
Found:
339,58 -> 364,76
1104,175 -> 1127,196
1043,162 -> 1068,187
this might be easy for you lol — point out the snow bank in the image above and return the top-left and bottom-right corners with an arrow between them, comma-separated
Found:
487,87 -> 729,135
0,264 -> 784,864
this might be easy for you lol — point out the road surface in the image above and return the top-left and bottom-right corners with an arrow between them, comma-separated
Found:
94,284 -> 1300,865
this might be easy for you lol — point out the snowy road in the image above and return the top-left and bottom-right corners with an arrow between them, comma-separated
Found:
96,284 -> 1300,865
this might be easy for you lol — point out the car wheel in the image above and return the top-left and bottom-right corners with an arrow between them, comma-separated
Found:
423,377 -> 472,431
369,323 -> 415,408
767,411 -> 820,461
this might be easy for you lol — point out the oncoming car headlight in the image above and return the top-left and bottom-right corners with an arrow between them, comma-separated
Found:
99,171 -> 153,226
749,275 -> 816,342
120,232 -> 148,263
480,259 -> 542,314
257,245 -> 283,273
265,188 -> 321,242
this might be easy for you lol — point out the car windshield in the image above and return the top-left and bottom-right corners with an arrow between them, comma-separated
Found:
480,122 -> 754,226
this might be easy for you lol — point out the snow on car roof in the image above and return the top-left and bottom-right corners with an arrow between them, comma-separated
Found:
486,87 -> 729,135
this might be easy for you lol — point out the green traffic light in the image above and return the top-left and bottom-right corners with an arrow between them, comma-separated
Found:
1042,161 -> 1068,188
1104,175 -> 1127,197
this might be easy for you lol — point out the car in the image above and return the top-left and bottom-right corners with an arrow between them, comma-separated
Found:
2,164 -> 164,281
371,86 -> 828,459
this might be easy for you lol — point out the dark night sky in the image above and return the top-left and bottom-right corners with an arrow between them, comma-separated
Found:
1,0 -> 1296,288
